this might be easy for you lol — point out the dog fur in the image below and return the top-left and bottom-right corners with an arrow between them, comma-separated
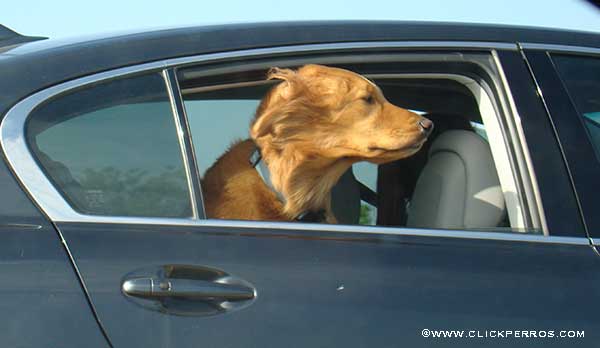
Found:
201,64 -> 431,223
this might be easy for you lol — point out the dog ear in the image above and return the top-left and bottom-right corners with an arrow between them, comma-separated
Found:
267,67 -> 295,81
267,67 -> 297,99
250,67 -> 297,140
251,66 -> 316,142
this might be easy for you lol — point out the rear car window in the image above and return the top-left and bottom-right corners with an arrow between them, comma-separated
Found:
26,73 -> 193,218
552,54 -> 600,162
178,60 -> 533,233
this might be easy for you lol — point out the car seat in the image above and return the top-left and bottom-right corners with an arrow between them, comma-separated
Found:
406,130 -> 506,229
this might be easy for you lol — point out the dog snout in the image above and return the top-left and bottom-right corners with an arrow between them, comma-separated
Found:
418,118 -> 434,135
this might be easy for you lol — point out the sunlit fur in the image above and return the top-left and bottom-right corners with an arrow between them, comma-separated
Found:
202,64 -> 431,223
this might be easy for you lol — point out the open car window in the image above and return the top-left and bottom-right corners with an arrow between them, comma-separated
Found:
178,54 -> 540,234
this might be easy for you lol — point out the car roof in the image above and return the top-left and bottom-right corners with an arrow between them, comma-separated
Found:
1,21 -> 599,116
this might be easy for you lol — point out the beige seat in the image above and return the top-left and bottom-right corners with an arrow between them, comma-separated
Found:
406,130 -> 506,230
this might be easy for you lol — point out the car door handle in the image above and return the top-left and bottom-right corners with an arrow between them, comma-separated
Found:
122,277 -> 256,301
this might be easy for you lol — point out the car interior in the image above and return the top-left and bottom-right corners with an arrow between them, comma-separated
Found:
179,61 -> 515,232
327,79 -> 506,231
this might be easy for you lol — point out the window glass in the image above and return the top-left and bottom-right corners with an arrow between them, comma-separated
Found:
27,73 -> 192,218
186,99 -> 261,175
553,54 -> 600,162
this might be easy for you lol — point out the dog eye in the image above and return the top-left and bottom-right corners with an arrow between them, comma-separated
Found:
363,95 -> 375,104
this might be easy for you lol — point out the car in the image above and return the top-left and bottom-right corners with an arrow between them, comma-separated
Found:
0,21 -> 599,347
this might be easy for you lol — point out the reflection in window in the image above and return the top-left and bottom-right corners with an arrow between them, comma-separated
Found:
553,54 -> 600,162
27,73 -> 192,218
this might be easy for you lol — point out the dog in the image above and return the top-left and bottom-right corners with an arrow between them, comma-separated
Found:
201,64 -> 433,223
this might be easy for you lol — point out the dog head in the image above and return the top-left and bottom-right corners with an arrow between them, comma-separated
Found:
251,64 -> 432,164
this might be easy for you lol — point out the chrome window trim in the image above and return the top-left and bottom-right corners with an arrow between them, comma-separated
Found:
520,43 -> 600,56
6,40 -> 576,247
0,67 -> 200,220
491,50 -> 548,235
163,69 -> 200,219
1,66 -> 170,221
166,41 -> 518,69
61,217 -> 590,246
167,69 -> 207,219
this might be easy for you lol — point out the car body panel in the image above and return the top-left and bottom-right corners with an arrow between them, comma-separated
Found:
58,221 -> 599,347
0,156 -> 109,347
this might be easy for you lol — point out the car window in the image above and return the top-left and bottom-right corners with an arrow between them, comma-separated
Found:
187,99 -> 261,175
185,97 -> 379,225
26,73 -> 193,218
179,59 -> 535,233
352,162 -> 378,225
552,54 -> 600,162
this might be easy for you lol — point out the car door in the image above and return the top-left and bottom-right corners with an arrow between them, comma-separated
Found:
520,45 -> 600,242
2,42 -> 599,348
0,158 -> 109,347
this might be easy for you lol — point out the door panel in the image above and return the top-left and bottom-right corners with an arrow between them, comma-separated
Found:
494,50 -> 584,236
59,222 -> 600,347
522,50 -> 600,239
0,159 -> 108,347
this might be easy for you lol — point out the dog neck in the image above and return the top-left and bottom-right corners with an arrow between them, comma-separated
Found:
254,142 -> 351,223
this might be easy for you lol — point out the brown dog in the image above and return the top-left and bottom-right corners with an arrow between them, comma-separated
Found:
202,64 -> 432,223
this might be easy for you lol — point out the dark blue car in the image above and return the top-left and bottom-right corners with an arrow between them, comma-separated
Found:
0,21 -> 599,347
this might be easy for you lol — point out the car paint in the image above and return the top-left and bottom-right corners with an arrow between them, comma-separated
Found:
0,154 -> 109,347
59,221 -> 600,347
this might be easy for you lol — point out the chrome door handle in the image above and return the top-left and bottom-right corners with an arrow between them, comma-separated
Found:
122,277 -> 255,301
121,265 -> 257,316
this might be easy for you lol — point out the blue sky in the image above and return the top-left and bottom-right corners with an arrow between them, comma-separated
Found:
3,0 -> 600,39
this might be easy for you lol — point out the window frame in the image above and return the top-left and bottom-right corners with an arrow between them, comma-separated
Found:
179,71 -> 529,230
0,41 -> 563,241
176,51 -> 542,234
0,67 -> 203,223
521,44 -> 600,240
25,71 -> 199,219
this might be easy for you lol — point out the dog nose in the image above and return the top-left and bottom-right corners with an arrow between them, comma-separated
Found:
419,118 -> 434,135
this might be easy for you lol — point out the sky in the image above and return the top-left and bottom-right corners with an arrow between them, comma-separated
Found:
3,0 -> 600,39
